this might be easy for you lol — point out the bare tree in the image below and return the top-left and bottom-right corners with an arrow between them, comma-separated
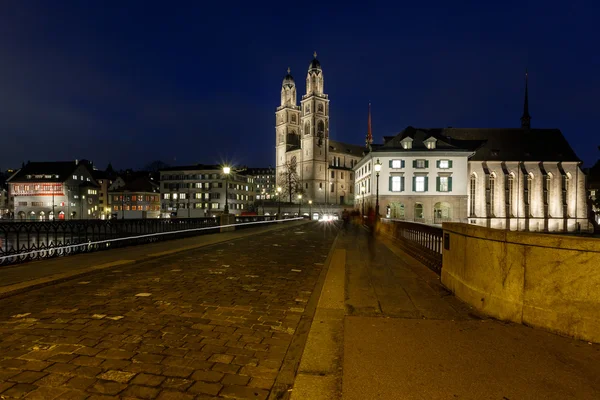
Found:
279,158 -> 301,203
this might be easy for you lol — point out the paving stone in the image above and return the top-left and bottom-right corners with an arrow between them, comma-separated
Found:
208,353 -> 234,364
2,383 -> 37,398
100,359 -> 131,370
0,381 -> 15,394
130,373 -> 165,387
248,377 -> 275,390
66,376 -> 97,390
47,353 -> 78,363
191,370 -> 224,382
219,384 -> 269,400
88,380 -> 127,395
36,373 -> 71,387
74,346 -> 102,356
239,366 -> 279,380
54,389 -> 89,400
24,386 -> 68,399
96,349 -> 135,360
212,362 -> 241,374
9,370 -> 47,384
221,373 -> 250,386
97,370 -> 136,383
156,390 -> 195,400
72,355 -> 103,367
0,368 -> 22,381
132,353 -> 164,364
74,366 -> 103,378
45,363 -> 78,374
121,385 -> 160,399
188,381 -> 223,396
160,377 -> 193,391
161,366 -> 194,378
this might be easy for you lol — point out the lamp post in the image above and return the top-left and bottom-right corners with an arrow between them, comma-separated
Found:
277,186 -> 282,219
309,200 -> 312,218
360,186 -> 365,218
374,159 -> 382,217
297,194 -> 302,216
52,183 -> 55,221
261,189 -> 265,215
223,166 -> 231,214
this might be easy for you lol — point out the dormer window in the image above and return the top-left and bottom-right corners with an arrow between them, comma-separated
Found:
424,136 -> 437,150
400,137 -> 413,150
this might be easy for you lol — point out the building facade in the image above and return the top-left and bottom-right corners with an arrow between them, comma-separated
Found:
585,152 -> 600,226
275,53 -> 363,205
355,130 -> 473,223
159,165 -> 255,217
246,168 -> 276,200
6,161 -> 101,220
92,170 -> 115,220
354,74 -> 589,232
109,176 -> 160,219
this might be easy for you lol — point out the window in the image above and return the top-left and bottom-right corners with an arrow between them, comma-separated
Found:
403,141 -> 412,150
305,121 -> 310,135
469,175 -> 476,217
438,160 -> 452,169
330,183 -> 334,192
415,176 -> 426,192
164,193 -> 170,199
73,175 -> 77,180
211,203 -> 219,209
331,171 -> 335,179
391,176 -> 403,192
291,114 -> 296,123
414,159 -> 428,169
391,159 -> 403,169
489,174 -> 496,216
341,172 -> 344,179
437,176 -> 451,192
318,103 -> 323,113
507,174 -> 514,216
545,175 -> 551,205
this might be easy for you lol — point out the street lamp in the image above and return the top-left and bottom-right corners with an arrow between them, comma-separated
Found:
261,188 -> 265,215
297,194 -> 302,216
277,186 -> 282,218
223,166 -> 231,214
309,200 -> 312,219
374,158 -> 382,217
360,186 -> 365,218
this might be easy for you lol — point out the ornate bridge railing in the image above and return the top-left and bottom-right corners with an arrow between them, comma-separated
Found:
0,218 -> 219,266
379,218 -> 443,274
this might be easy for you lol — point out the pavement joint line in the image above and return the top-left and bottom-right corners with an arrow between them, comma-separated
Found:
287,238 -> 345,400
267,231 -> 341,400
0,220 -> 310,301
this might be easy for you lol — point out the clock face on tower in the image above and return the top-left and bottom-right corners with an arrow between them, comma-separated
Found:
87,197 -> 93,205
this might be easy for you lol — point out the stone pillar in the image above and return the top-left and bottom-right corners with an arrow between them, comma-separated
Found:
220,214 -> 236,232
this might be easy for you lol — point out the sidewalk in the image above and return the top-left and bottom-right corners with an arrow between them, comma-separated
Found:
292,225 -> 600,400
0,219 -> 307,299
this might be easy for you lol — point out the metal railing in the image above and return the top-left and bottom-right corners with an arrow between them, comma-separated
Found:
0,218 -> 219,266
379,218 -> 443,274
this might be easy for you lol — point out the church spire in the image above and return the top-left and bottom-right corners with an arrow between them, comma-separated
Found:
521,69 -> 531,129
365,102 -> 373,148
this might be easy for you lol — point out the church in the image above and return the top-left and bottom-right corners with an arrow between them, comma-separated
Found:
275,53 -> 363,206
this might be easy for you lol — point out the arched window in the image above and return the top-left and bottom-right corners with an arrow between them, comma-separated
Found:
489,173 -> 496,216
414,203 -> 424,220
507,173 -> 515,217
545,173 -> 552,206
317,120 -> 325,137
304,121 -> 310,135
527,174 -> 534,215
291,114 -> 296,123
470,174 -> 477,217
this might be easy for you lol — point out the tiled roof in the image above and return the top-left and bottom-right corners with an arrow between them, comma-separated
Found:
329,140 -> 365,157
7,161 -> 92,183
111,176 -> 159,192
160,164 -> 221,172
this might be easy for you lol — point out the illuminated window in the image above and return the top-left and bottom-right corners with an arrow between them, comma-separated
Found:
415,176 -> 425,192
489,174 -> 496,216
391,160 -> 402,169
470,175 -> 476,217
73,175 -> 77,180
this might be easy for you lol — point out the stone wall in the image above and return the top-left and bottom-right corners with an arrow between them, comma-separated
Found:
441,222 -> 600,343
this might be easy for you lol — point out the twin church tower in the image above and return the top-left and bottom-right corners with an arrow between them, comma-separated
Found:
275,53 -> 363,205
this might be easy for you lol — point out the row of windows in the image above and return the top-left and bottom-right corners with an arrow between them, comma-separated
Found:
112,195 -> 160,202
389,159 -> 453,169
387,176 -> 453,193
113,205 -> 160,211
72,175 -> 91,182
162,174 -> 254,183
17,201 -> 77,207
163,182 -> 223,190
11,184 -> 63,193
469,173 -> 571,217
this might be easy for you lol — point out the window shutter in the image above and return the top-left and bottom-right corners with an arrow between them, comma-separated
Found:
401,160 -> 405,168
412,160 -> 417,168
425,160 -> 429,168
425,177 -> 429,192
449,160 -> 453,168
389,160 -> 393,168
389,176 -> 393,191
448,177 -> 453,192
412,177 -> 416,191
436,177 -> 440,192
401,176 -> 405,191
436,160 -> 440,168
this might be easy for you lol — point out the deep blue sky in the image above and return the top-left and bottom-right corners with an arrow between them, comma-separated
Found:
0,1 -> 598,171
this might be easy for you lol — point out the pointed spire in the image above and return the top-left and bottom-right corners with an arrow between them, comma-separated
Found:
313,51 -> 317,58
287,67 -> 291,74
521,69 -> 531,129
365,102 -> 373,148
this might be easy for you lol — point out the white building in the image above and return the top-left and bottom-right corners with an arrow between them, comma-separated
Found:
6,161 -> 101,220
159,165 -> 255,217
355,129 -> 473,223
275,53 -> 363,205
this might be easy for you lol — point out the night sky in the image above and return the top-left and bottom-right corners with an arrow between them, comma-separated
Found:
0,1 -> 598,171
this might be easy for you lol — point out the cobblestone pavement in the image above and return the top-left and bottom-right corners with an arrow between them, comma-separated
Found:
0,222 -> 337,399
